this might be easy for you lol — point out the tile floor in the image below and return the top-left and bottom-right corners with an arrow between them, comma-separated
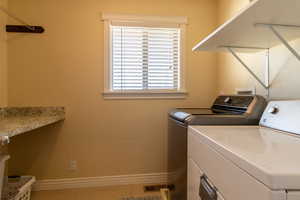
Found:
31,184 -> 160,200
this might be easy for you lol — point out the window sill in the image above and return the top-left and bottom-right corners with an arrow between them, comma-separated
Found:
102,90 -> 188,100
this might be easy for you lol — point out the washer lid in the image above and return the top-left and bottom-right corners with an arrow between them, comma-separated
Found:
189,125 -> 300,190
169,108 -> 214,123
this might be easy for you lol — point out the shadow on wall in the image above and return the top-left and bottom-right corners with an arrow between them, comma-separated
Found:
218,38 -> 300,100
8,122 -> 64,178
268,38 -> 300,99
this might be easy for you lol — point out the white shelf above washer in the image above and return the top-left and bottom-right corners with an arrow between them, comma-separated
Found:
193,0 -> 300,52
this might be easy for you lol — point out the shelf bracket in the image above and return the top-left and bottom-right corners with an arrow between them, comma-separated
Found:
224,46 -> 270,90
256,23 -> 300,62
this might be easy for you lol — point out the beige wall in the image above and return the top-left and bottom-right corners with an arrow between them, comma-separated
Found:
7,0 -> 218,179
217,0 -> 249,25
216,0 -> 258,96
217,0 -> 300,99
0,0 -> 7,107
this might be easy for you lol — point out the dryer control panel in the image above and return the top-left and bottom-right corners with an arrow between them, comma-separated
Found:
260,100 -> 300,135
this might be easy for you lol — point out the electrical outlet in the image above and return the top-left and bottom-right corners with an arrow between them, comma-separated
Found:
69,160 -> 78,171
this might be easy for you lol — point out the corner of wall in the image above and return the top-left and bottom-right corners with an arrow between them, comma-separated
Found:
0,0 -> 8,107
215,0 -> 251,95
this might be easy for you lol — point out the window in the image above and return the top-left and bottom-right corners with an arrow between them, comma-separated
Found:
112,26 -> 180,91
103,14 -> 187,99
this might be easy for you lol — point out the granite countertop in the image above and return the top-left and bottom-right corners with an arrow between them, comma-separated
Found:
0,107 -> 65,138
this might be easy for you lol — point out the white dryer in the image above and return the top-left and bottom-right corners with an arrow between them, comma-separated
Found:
188,100 -> 300,200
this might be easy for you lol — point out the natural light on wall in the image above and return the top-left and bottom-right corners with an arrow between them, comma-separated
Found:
102,13 -> 187,99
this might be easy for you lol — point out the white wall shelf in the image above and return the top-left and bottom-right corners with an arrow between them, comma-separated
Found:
193,0 -> 300,53
192,0 -> 300,93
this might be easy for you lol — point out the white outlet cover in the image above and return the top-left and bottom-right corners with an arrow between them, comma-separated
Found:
69,160 -> 77,171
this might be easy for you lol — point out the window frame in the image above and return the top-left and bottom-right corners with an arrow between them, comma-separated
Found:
102,13 -> 187,99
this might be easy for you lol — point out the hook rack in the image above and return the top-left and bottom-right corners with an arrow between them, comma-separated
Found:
223,46 -> 270,90
0,6 -> 44,33
6,25 -> 44,33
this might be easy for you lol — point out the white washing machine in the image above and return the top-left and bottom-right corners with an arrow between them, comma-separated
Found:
188,100 -> 300,200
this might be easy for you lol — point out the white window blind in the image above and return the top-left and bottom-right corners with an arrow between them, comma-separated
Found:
111,26 -> 180,91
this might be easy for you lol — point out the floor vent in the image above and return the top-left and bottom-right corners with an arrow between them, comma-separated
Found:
121,196 -> 161,200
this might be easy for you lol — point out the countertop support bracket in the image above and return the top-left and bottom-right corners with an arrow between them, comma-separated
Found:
225,46 -> 270,90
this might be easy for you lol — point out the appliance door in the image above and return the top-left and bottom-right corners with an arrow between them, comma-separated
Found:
168,117 -> 187,200
188,128 -> 286,200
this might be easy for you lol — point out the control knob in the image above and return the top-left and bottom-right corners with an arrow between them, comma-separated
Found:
268,106 -> 279,114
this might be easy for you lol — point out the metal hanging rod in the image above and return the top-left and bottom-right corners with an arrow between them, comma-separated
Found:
269,26 -> 300,61
0,6 -> 44,33
226,46 -> 270,90
255,23 -> 300,29
221,45 -> 268,50
255,23 -> 300,62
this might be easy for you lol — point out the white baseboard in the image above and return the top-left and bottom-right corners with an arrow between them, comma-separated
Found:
33,172 -> 168,191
